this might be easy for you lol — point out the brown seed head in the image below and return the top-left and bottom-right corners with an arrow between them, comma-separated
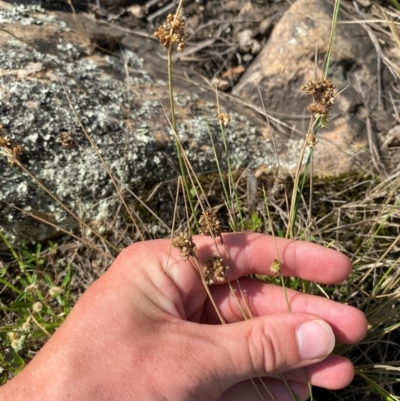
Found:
307,102 -> 329,117
171,232 -> 197,261
270,176 -> 286,198
306,132 -> 318,148
0,134 -> 12,149
199,209 -> 222,237
154,13 -> 188,52
59,131 -> 76,148
13,144 -> 24,155
218,112 -> 230,127
270,258 -> 281,274
302,78 -> 335,118
203,256 -> 228,285
0,132 -> 24,166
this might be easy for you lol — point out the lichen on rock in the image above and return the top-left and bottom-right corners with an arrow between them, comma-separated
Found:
0,3 -> 286,246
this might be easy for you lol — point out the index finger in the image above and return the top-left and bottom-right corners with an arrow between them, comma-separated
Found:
195,233 -> 351,284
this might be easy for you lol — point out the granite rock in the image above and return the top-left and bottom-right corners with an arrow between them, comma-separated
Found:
0,3 -> 286,245
233,0 -> 395,177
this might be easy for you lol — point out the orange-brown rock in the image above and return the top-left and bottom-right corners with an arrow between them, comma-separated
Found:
233,0 -> 395,177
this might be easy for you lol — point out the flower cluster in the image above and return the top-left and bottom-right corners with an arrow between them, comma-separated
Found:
306,132 -> 318,148
203,257 -> 228,286
0,125 -> 24,166
270,258 -> 281,274
199,209 -> 222,238
171,232 -> 197,260
48,286 -> 63,298
218,112 -> 230,127
59,131 -> 76,148
302,78 -> 335,118
154,13 -> 188,52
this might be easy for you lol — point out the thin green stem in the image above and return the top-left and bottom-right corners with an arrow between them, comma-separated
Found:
0,230 -> 26,273
324,0 -> 341,78
280,374 -> 301,401
263,189 -> 291,312
219,121 -> 244,230
205,117 -> 239,230
388,0 -> 400,11
166,47 -> 199,231
167,47 -> 176,131
285,138 -> 308,239
206,117 -> 231,210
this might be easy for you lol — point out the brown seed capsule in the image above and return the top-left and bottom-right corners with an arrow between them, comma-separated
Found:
154,13 -> 188,52
59,131 -> 76,149
302,77 -> 335,118
218,112 -> 230,127
203,256 -> 228,285
171,232 -> 197,261
306,133 -> 318,148
270,258 -> 281,274
199,210 -> 221,238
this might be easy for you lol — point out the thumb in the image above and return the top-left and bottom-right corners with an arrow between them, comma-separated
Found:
202,313 -> 335,387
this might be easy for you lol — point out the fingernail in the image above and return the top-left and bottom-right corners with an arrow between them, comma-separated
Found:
296,320 -> 335,360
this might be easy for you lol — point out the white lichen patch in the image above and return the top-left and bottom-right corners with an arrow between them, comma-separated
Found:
0,4 -> 65,30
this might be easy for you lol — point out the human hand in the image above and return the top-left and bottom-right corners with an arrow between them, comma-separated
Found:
0,233 -> 367,401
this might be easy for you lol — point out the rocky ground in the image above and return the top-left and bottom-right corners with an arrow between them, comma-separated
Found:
0,0 -> 399,246
8,0 -> 400,172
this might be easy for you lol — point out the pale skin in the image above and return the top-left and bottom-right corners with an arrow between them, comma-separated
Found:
0,233 -> 368,401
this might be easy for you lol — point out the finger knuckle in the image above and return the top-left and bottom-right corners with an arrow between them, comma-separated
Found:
248,323 -> 282,374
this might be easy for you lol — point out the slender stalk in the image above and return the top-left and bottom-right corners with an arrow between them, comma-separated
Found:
219,120 -> 244,230
215,91 -> 244,230
285,136 -> 308,239
280,374 -> 301,401
324,0 -> 341,78
0,201 -> 114,260
12,160 -> 120,254
263,188 -> 291,312
59,80 -> 144,242
166,47 -> 198,231
0,231 -> 26,273
167,47 -> 176,131
205,116 -> 237,230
